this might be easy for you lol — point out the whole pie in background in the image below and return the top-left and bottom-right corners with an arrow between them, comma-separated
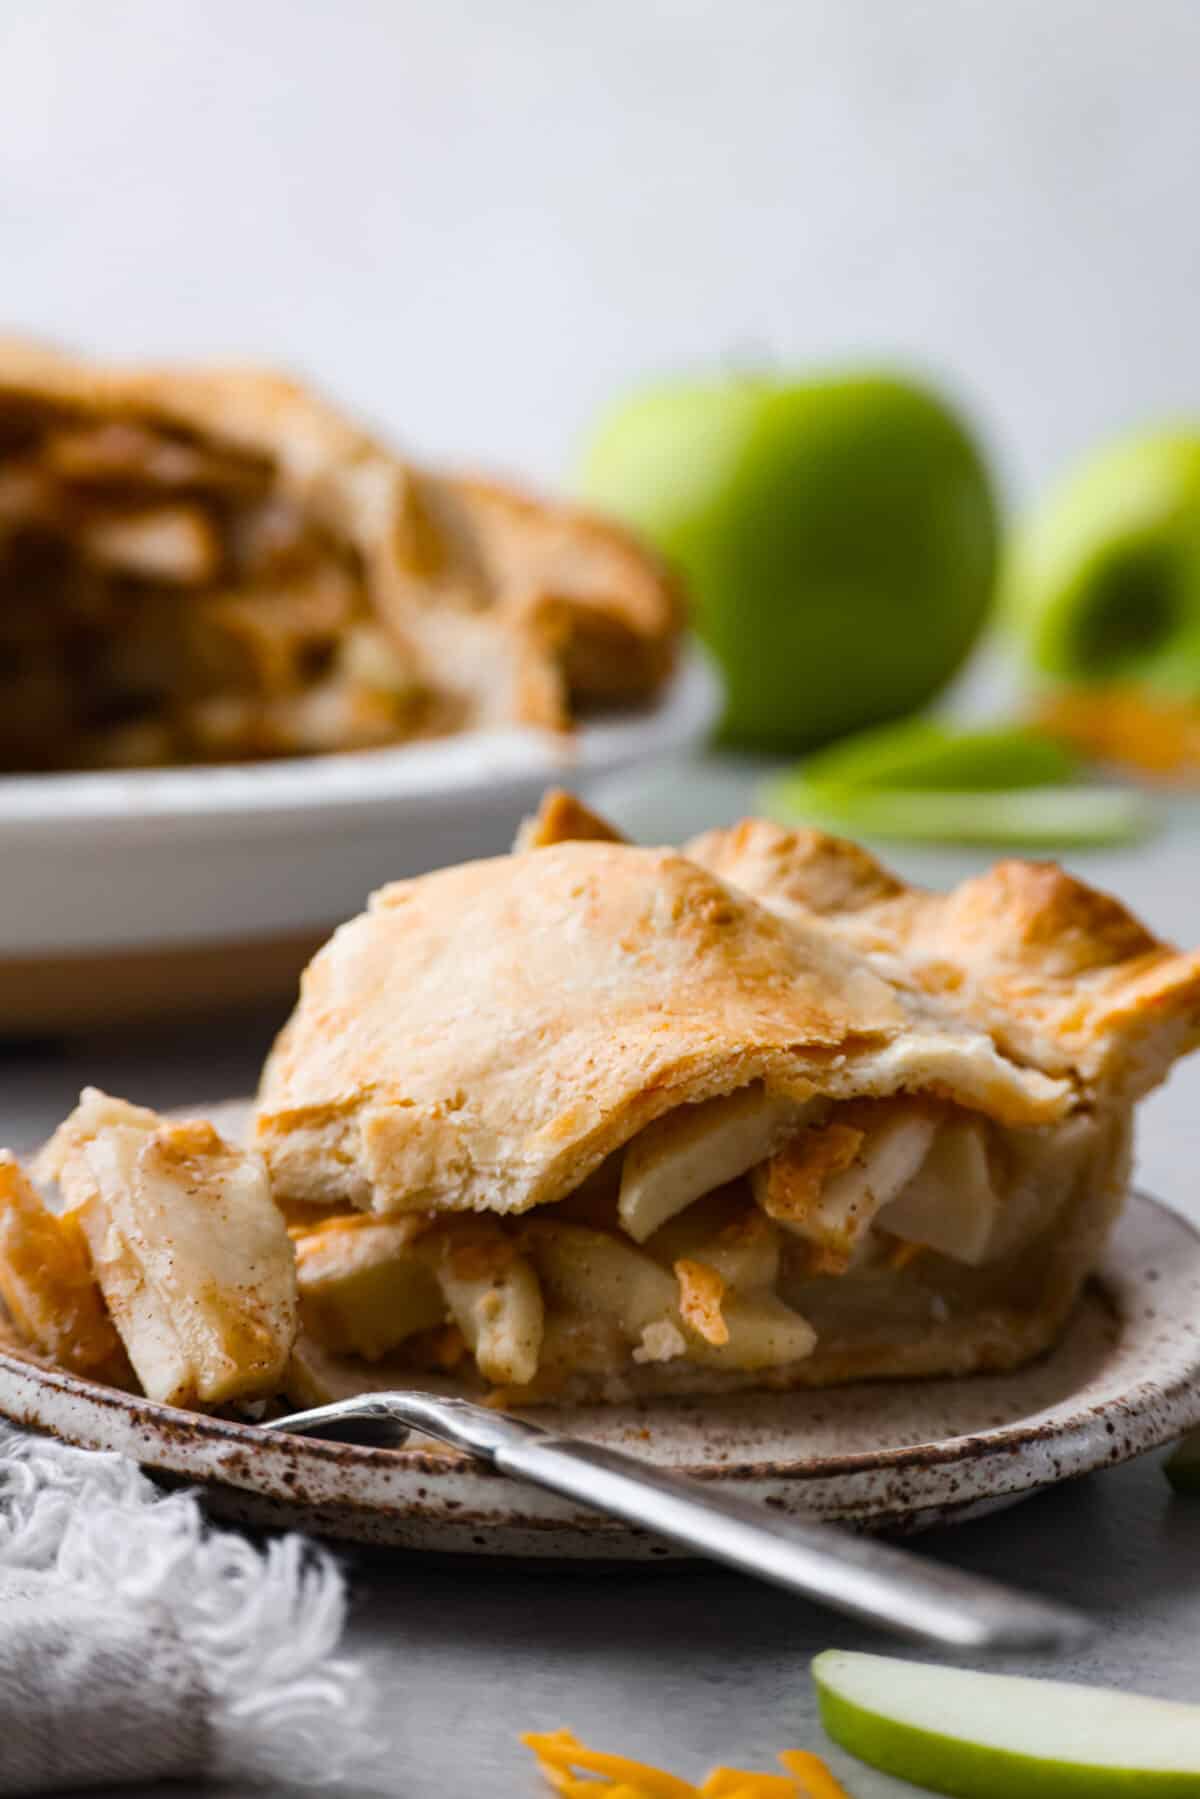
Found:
0,340 -> 681,772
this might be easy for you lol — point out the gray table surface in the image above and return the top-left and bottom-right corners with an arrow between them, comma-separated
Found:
5,754 -> 1200,1797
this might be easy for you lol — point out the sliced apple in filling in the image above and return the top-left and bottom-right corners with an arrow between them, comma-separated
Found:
36,1086 -> 162,1184
20,1065 -> 1107,1405
293,1211 -> 548,1387
982,1113 -> 1099,1262
293,1214 -> 445,1361
753,1103 -> 938,1271
49,1096 -> 297,1407
76,1125 -> 198,1405
0,1153 -> 125,1378
647,1197 -> 783,1295
618,1084 -> 812,1243
525,1219 -> 680,1339
662,1207 -> 817,1369
428,1218 -> 544,1387
876,1115 -> 999,1267
290,1092 -> 1096,1392
525,1214 -> 816,1373
106,1120 -> 296,1406
697,1291 -> 817,1371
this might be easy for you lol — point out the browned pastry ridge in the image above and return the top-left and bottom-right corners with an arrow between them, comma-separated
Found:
0,340 -> 680,771
685,816 -> 1200,1100
252,793 -> 1200,1406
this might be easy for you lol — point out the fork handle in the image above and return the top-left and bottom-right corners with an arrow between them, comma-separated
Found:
493,1430 -> 1088,1653
268,1392 -> 1089,1653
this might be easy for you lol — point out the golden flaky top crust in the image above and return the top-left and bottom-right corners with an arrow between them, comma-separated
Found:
0,339 -> 680,769
687,819 -> 1200,1100
256,836 -> 1079,1218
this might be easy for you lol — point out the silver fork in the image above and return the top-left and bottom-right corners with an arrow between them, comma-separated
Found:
265,1391 -> 1090,1654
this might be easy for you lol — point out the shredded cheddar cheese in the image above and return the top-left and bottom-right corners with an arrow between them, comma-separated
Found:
521,1728 -> 854,1799
699,1771 -> 797,1796
753,1123 -> 864,1225
524,1730 -> 695,1798
674,1259 -> 729,1347
777,1752 -> 856,1799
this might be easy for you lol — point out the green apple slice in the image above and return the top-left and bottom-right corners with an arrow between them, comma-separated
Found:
762,774 -> 1154,848
813,1649 -> 1200,1796
795,719 -> 1082,792
1164,1429 -> 1200,1493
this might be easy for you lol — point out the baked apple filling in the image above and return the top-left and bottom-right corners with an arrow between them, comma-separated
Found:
16,1090 -> 297,1409
283,1085 -> 1110,1402
0,391 -> 431,769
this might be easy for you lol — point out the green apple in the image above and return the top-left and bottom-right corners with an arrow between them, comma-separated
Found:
813,1649 -> 1200,1796
1005,431 -> 1200,694
577,373 -> 999,750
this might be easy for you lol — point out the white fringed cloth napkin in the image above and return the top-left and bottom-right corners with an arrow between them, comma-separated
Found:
0,1427 -> 373,1792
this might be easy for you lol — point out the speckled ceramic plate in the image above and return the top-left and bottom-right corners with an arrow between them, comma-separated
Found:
2,1184 -> 1198,1556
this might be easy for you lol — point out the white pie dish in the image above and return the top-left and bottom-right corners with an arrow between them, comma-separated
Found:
0,644 -> 719,1031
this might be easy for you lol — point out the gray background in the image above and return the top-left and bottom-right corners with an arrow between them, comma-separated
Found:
3,0 -> 1199,499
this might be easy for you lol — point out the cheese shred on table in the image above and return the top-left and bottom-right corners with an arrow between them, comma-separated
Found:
521,1729 -> 853,1798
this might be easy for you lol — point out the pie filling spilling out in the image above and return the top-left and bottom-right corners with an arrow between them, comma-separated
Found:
0,340 -> 680,771
3,790 -> 1199,1413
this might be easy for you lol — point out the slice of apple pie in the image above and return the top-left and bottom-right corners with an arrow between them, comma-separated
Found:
3,796 -> 1195,1415
0,339 -> 680,770
254,791 -> 1200,1405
